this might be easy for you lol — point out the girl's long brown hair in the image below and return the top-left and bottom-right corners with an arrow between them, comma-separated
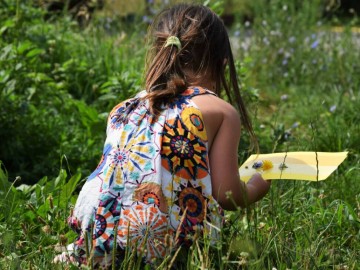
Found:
145,4 -> 257,148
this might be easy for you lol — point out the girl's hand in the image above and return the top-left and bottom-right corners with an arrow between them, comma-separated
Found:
246,173 -> 271,204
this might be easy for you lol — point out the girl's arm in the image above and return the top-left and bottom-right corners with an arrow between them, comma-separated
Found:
209,101 -> 271,210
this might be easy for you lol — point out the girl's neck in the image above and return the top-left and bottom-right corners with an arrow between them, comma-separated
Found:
185,70 -> 216,92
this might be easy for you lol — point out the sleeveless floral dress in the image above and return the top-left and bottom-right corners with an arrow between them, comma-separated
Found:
66,86 -> 224,267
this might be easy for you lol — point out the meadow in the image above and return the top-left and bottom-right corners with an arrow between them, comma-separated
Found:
0,0 -> 359,269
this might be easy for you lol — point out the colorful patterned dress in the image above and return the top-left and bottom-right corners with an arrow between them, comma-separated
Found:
66,86 -> 224,267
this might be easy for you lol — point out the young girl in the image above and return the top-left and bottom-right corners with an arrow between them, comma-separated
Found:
55,3 -> 270,268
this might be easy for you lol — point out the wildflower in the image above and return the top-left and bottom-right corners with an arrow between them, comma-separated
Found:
284,51 -> 291,58
329,105 -> 336,113
262,20 -> 267,26
281,94 -> 288,101
311,40 -> 319,49
288,36 -> 296,43
142,15 -> 152,24
270,30 -> 281,36
234,30 -> 241,37
16,241 -> 25,249
283,130 -> 291,140
252,160 -> 273,171
292,122 -> 300,128
239,252 -> 249,266
240,252 -> 249,258
42,225 -> 51,234
282,59 -> 288,66
282,5 -> 288,11
262,37 -> 270,45
244,21 -> 251,28
262,160 -> 273,171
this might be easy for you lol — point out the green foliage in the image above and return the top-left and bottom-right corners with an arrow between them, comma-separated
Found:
0,161 -> 82,269
0,0 -> 359,269
0,0 -> 144,183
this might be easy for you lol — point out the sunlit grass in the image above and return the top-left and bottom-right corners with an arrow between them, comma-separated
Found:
0,0 -> 359,269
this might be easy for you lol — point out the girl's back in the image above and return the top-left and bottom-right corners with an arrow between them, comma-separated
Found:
68,86 -> 224,267
55,3 -> 271,268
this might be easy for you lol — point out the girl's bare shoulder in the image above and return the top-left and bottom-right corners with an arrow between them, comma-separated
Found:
192,94 -> 240,122
191,94 -> 240,148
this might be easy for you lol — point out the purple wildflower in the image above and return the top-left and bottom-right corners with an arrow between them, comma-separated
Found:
311,40 -> 319,49
289,36 -> 296,43
329,105 -> 337,113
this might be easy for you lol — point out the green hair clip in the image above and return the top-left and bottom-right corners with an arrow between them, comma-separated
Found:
165,36 -> 181,50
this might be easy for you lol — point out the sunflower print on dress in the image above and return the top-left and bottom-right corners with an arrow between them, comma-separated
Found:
161,116 -> 209,180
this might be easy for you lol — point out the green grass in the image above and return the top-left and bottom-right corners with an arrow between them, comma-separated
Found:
0,0 -> 359,269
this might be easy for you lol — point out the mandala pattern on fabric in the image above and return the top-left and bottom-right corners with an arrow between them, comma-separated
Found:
161,117 -> 208,180
181,107 -> 207,141
109,99 -> 139,129
176,215 -> 202,247
88,144 -> 112,181
92,193 -> 121,255
117,202 -> 172,261
102,124 -> 159,189
69,87 -> 224,267
133,182 -> 168,213
173,181 -> 208,223
168,96 -> 189,110
181,87 -> 206,97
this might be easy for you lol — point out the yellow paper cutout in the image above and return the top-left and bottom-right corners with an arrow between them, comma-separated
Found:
239,152 -> 348,183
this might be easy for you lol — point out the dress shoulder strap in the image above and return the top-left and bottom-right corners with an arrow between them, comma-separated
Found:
181,86 -> 217,98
